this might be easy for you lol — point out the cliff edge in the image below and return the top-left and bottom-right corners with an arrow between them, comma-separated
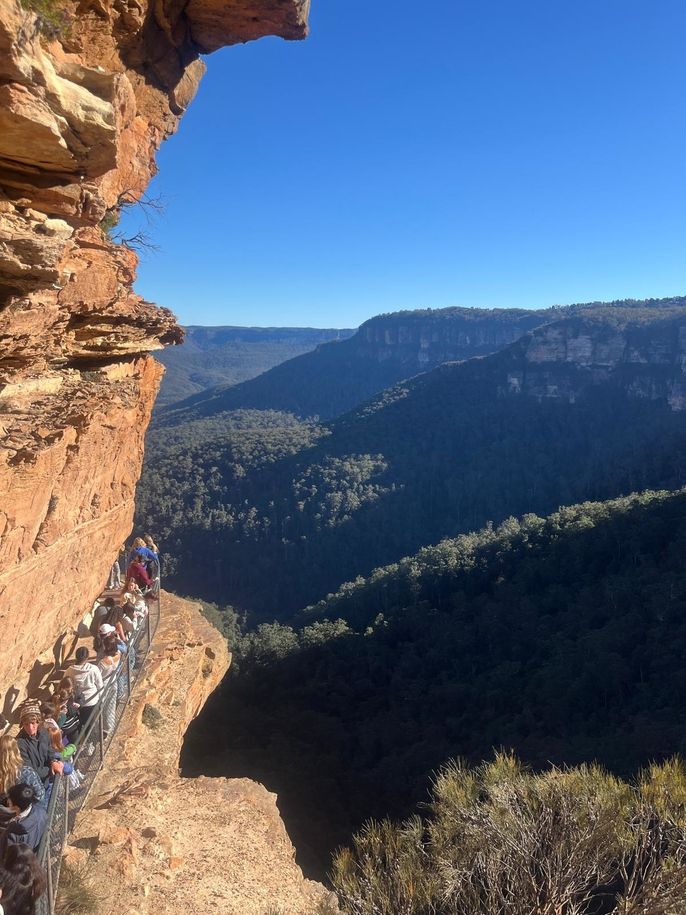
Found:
65,591 -> 333,914
0,0 -> 308,700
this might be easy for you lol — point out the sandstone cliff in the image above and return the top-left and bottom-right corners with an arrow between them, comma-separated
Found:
65,592 -> 333,914
501,311 -> 686,410
154,305 -> 557,426
0,0 -> 308,700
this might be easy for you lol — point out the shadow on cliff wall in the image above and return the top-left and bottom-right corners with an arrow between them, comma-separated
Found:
2,625 -> 88,724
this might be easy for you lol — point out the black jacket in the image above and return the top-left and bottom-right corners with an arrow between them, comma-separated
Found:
16,729 -> 57,782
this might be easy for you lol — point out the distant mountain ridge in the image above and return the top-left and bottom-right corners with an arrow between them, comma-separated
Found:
157,297 -> 686,424
155,306 -> 554,424
155,325 -> 355,407
139,300 -> 686,618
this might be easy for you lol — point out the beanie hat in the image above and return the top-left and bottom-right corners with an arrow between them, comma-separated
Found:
99,623 -> 116,635
19,701 -> 42,723
43,718 -> 59,730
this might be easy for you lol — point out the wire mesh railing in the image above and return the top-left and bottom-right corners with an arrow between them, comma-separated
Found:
36,590 -> 161,915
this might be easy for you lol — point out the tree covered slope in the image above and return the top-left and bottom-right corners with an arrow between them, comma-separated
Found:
139,305 -> 686,618
182,487 -> 686,877
155,324 -> 354,407
156,306 -> 554,424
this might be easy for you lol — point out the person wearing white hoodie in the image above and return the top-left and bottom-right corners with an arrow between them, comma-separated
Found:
66,647 -> 103,732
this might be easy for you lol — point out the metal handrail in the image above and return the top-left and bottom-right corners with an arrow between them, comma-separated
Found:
35,585 -> 161,914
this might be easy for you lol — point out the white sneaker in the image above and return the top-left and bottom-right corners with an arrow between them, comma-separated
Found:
86,741 -> 96,756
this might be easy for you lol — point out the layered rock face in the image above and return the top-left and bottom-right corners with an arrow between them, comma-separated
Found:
356,307 -> 552,366
66,592 -> 332,914
502,313 -> 686,409
0,0 -> 309,698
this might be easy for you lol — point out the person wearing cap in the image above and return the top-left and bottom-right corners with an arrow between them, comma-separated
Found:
15,705 -> 62,784
66,647 -> 104,732
97,624 -> 126,655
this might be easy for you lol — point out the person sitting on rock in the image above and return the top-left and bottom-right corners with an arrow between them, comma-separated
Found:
0,785 -> 48,857
0,737 -> 45,823
0,844 -> 47,915
66,647 -> 103,733
14,705 -> 62,786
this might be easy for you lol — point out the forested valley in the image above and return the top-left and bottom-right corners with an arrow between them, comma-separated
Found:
139,302 -> 686,619
138,297 -> 686,903
156,305 -> 554,425
182,488 -> 686,877
154,325 -> 354,407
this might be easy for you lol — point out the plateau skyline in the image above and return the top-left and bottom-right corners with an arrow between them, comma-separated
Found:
122,0 -> 686,328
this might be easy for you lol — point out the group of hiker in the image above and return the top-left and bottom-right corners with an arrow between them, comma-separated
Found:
0,534 -> 160,915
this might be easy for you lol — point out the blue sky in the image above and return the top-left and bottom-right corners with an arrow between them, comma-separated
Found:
122,0 -> 686,328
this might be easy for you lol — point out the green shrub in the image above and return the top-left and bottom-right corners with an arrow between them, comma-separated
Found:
55,863 -> 101,915
331,755 -> 686,915
19,0 -> 71,39
142,703 -> 163,730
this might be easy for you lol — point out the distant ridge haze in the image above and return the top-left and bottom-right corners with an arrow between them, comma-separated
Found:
156,297 -> 686,422
157,306 -> 555,424
155,324 -> 355,407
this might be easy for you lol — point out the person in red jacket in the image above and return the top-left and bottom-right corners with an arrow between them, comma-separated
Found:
125,552 -> 152,591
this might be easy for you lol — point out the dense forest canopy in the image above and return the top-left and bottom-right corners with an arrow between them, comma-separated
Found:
182,487 -> 686,878
168,298 -> 686,901
139,306 -> 686,620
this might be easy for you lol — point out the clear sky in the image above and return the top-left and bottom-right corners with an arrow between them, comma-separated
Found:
121,0 -> 686,329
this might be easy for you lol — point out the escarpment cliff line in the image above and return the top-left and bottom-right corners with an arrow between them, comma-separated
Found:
65,592 -> 332,915
0,0 -> 310,698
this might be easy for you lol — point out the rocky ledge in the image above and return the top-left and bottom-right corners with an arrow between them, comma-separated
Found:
65,592 -> 333,915
0,0 -> 309,700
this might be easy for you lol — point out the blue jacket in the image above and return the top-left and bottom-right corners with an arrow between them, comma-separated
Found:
0,802 -> 48,855
129,546 -> 157,565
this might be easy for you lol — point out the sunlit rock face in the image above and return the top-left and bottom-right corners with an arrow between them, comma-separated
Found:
0,0 -> 309,700
356,308 -> 549,367
501,315 -> 686,409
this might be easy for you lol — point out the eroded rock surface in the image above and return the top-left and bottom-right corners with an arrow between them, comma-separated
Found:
65,592 -> 333,915
503,313 -> 686,409
0,0 -> 309,701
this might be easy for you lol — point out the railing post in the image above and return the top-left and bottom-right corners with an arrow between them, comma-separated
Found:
62,774 -> 69,852
45,841 -> 53,914
38,563 -> 161,913
98,701 -> 105,760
